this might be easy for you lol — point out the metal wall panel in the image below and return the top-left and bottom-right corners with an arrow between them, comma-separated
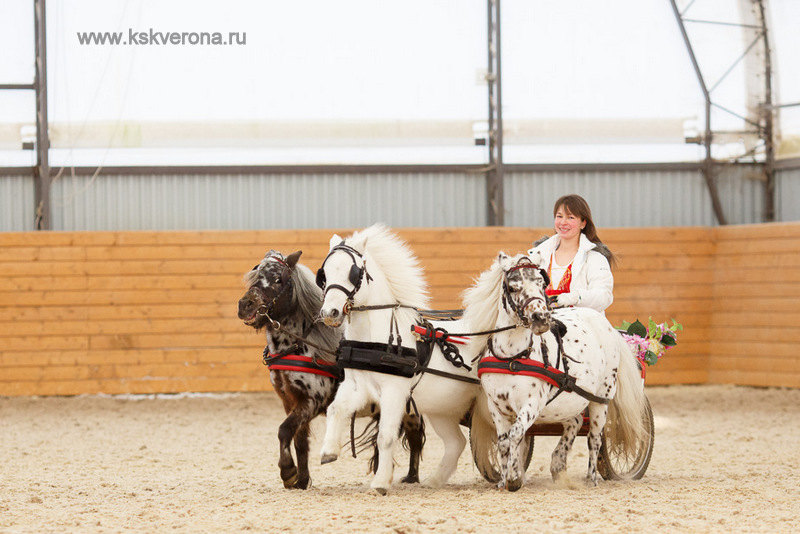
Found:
777,167 -> 800,222
714,165 -> 766,225
8,166 -> 785,231
505,169 -> 715,227
49,172 -> 486,231
0,175 -> 35,232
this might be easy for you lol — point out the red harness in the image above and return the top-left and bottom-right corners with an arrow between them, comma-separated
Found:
266,353 -> 341,380
411,325 -> 468,345
477,355 -> 562,387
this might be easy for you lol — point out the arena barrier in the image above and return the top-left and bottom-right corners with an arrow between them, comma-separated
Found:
0,223 -> 796,396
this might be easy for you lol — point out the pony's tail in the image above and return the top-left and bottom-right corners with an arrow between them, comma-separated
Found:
470,390 -> 498,480
605,334 -> 648,459
361,413 -> 426,475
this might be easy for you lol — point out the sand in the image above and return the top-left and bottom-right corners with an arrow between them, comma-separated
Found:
2,385 -> 800,533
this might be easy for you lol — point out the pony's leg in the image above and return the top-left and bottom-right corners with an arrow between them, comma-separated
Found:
586,402 -> 609,486
486,398 -> 513,489
370,388 -> 408,495
505,393 -> 546,491
550,412 -> 583,483
320,378 -> 368,464
277,408 -> 308,488
292,422 -> 312,489
400,413 -> 424,484
422,414 -> 466,489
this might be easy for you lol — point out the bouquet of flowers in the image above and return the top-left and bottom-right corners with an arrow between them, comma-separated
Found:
617,318 -> 683,366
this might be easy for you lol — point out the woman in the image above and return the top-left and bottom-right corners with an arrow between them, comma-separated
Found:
528,194 -> 616,314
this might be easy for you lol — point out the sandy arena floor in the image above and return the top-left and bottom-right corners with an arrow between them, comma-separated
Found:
2,385 -> 799,533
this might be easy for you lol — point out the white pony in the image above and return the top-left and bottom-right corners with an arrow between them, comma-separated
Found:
463,251 -> 647,491
316,224 -> 494,494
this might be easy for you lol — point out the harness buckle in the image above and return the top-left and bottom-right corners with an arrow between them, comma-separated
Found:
508,360 -> 520,372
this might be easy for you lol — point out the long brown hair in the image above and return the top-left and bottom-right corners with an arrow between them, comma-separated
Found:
553,194 -> 617,269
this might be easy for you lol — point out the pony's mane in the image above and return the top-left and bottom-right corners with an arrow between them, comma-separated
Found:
291,263 -> 341,358
461,257 -> 505,333
347,224 -> 430,309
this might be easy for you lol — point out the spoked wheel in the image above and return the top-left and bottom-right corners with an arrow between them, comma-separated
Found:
469,426 -> 535,484
598,395 -> 654,480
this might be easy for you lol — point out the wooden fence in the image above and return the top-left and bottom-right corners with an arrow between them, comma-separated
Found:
0,223 -> 794,396
708,223 -> 800,388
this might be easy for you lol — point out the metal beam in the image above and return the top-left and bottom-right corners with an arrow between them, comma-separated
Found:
485,0 -> 504,226
0,83 -> 36,90
668,0 -> 727,225
755,0 -> 775,222
33,0 -> 51,230
0,161 -> 711,177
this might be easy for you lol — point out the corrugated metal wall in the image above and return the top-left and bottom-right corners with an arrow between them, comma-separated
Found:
777,167 -> 800,222
1,165 -> 798,231
505,169 -> 716,227
48,172 -> 486,231
0,175 -> 35,232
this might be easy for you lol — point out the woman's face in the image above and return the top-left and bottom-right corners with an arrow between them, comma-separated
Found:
554,205 -> 586,241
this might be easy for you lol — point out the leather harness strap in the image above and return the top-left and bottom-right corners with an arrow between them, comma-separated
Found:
262,346 -> 342,380
477,355 -> 610,405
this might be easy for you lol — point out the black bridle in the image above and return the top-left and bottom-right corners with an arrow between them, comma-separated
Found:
252,256 -> 339,360
502,258 -> 550,328
316,243 -> 373,309
253,256 -> 296,327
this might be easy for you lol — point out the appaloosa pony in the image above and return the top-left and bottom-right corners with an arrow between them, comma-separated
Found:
463,252 -> 648,491
238,249 -> 424,489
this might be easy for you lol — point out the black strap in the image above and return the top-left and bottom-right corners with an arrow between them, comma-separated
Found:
337,340 -> 420,378
414,321 -> 471,372
416,366 -> 480,385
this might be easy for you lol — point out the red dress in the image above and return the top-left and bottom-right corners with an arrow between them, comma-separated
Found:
544,254 -> 573,297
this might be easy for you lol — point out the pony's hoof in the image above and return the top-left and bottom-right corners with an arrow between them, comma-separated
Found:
372,486 -> 388,496
400,475 -> 420,484
506,478 -> 523,492
282,472 -> 299,489
421,477 -> 443,489
293,476 -> 311,490
320,453 -> 338,465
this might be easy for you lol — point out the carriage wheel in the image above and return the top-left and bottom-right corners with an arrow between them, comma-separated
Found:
597,395 -> 654,480
469,427 -> 535,484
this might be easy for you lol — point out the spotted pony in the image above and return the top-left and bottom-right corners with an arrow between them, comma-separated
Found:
238,250 -> 424,489
464,252 -> 648,491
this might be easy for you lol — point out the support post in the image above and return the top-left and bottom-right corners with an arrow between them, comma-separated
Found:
755,0 -> 775,222
668,0 -> 727,225
34,0 -> 51,230
486,0 -> 504,226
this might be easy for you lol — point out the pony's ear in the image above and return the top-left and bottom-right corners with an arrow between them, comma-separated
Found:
349,233 -> 367,252
329,234 -> 342,250
285,250 -> 302,268
497,251 -> 510,265
528,249 -> 544,267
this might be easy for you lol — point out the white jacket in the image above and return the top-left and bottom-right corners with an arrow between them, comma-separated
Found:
527,233 -> 614,314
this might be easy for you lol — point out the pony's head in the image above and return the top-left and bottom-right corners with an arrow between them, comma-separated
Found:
317,224 -> 429,327
498,252 -> 552,335
238,250 -> 303,329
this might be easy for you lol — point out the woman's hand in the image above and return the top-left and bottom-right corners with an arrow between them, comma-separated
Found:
551,292 -> 578,308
